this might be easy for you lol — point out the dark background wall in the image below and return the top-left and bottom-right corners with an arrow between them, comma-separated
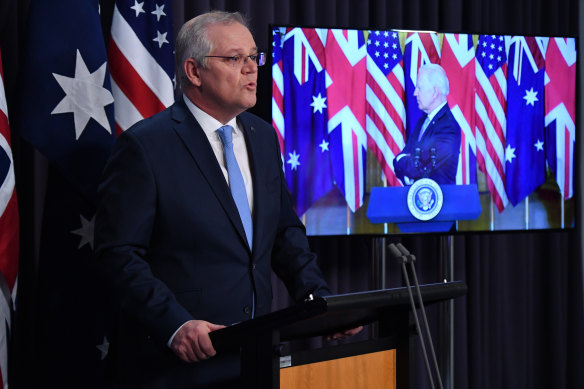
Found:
1,0 -> 583,388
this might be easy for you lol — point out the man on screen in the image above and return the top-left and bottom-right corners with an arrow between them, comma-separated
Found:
393,63 -> 461,185
94,10 -> 360,388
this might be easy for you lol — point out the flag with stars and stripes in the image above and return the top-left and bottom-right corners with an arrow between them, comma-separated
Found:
108,0 -> 175,135
544,37 -> 576,200
474,34 -> 509,212
0,48 -> 18,389
403,32 -> 440,138
365,30 -> 406,187
281,28 -> 334,216
505,36 -> 546,206
441,33 -> 477,186
16,0 -> 116,385
271,27 -> 285,155
326,29 -> 368,212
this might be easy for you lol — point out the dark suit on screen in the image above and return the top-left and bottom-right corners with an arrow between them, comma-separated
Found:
94,97 -> 330,388
393,103 -> 461,185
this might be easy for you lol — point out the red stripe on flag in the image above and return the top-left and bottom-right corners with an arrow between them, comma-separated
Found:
108,40 -> 166,119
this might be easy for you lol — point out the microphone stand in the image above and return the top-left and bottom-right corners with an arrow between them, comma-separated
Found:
388,243 -> 444,389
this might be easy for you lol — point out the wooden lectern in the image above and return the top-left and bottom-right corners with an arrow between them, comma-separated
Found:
210,281 -> 466,388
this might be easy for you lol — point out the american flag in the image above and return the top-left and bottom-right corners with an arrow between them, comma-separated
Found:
403,32 -> 440,138
16,0 -> 116,384
474,35 -> 509,212
272,27 -> 285,155
0,48 -> 18,389
506,36 -> 546,206
325,29 -> 368,212
108,0 -> 175,135
441,34 -> 477,185
365,30 -> 405,187
281,28 -> 334,215
544,38 -> 576,200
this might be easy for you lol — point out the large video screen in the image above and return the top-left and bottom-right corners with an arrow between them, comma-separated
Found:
271,27 -> 577,235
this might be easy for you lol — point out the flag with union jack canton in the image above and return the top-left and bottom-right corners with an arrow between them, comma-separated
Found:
441,33 -> 477,186
365,30 -> 406,187
326,29 -> 368,212
544,38 -> 576,200
0,48 -> 18,389
474,34 -> 509,212
403,32 -> 441,139
282,28 -> 334,216
505,36 -> 546,206
108,0 -> 175,135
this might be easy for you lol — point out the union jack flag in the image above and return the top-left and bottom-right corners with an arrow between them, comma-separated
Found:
441,34 -> 477,185
0,48 -> 18,389
108,0 -> 175,135
326,29 -> 368,212
403,32 -> 440,138
365,30 -> 405,187
272,27 -> 285,155
474,35 -> 509,212
544,38 -> 576,200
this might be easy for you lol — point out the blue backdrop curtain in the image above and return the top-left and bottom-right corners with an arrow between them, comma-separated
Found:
1,0 -> 583,388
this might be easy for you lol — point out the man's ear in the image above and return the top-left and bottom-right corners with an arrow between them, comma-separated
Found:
184,58 -> 202,87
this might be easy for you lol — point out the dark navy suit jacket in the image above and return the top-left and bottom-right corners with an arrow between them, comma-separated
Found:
94,97 -> 330,388
393,103 -> 461,185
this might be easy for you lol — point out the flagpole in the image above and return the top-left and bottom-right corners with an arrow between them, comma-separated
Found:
346,206 -> 351,235
489,196 -> 495,231
525,197 -> 530,230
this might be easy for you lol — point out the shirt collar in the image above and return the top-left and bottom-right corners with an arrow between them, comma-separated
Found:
183,94 -> 238,137
426,101 -> 447,123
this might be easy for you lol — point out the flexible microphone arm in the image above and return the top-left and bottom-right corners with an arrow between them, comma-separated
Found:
388,243 -> 444,389
396,243 -> 444,389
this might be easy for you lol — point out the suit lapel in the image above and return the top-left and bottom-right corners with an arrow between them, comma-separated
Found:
171,100 -> 250,250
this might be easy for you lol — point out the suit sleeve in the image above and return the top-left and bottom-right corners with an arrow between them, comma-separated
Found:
94,130 -> 193,343
266,129 -> 332,301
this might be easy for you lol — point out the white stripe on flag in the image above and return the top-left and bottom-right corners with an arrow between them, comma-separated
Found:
110,4 -> 174,107
111,78 -> 144,132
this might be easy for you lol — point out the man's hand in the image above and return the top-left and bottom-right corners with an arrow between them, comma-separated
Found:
325,326 -> 363,341
170,320 -> 225,363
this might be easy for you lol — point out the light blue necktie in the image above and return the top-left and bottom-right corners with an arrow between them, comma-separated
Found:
217,125 -> 253,249
418,116 -> 431,141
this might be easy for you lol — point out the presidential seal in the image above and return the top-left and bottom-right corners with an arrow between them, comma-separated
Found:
407,178 -> 443,221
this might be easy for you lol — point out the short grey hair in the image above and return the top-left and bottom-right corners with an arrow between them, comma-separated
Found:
175,10 -> 250,89
419,63 -> 449,96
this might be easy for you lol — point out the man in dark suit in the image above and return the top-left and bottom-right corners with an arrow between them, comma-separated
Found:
393,63 -> 461,185
94,11 -> 359,388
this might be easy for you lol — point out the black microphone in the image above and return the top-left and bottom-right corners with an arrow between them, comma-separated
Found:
414,147 -> 421,169
430,147 -> 437,169
389,243 -> 444,389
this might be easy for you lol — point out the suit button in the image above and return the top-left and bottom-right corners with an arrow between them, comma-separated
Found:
251,264 -> 256,270
243,306 -> 251,315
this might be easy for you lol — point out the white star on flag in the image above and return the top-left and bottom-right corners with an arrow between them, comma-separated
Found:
534,139 -> 544,151
287,150 -> 301,170
151,4 -> 166,21
96,336 -> 110,360
130,0 -> 145,17
153,31 -> 169,48
310,93 -> 327,114
523,87 -> 539,106
51,50 -> 114,140
71,214 -> 95,250
319,139 -> 329,152
505,144 -> 516,163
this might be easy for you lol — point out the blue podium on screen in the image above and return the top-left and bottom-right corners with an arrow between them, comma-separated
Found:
367,179 -> 481,233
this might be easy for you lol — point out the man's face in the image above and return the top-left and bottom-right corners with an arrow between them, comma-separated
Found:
413,70 -> 436,114
195,22 -> 258,122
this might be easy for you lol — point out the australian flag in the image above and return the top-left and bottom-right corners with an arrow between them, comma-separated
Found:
505,37 -> 545,206
16,0 -> 115,386
281,28 -> 333,216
